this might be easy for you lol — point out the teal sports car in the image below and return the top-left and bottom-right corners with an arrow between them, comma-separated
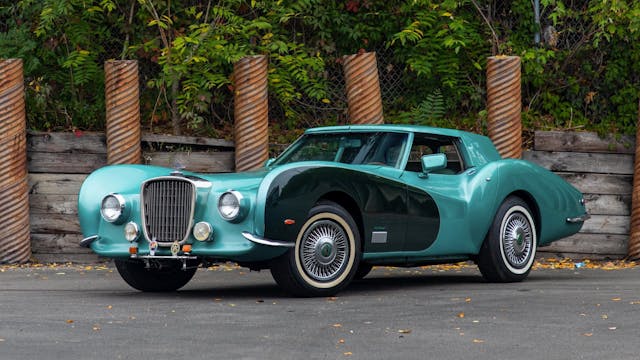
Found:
79,125 -> 589,296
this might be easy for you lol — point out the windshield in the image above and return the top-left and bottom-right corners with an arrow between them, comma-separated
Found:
273,132 -> 408,168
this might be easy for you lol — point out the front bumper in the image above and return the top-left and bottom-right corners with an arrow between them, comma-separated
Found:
241,232 -> 294,248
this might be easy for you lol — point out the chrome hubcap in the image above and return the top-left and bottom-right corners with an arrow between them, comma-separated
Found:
300,220 -> 348,281
502,212 -> 533,269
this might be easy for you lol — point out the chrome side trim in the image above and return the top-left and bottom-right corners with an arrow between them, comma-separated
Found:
566,214 -> 591,223
242,231 -> 295,248
79,235 -> 98,248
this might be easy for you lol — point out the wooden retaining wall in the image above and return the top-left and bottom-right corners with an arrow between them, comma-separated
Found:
27,130 -> 634,262
27,131 -> 234,263
524,131 -> 635,259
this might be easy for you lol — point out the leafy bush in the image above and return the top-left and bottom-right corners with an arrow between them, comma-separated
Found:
0,0 -> 639,137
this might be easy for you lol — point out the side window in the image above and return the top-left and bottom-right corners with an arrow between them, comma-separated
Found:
405,135 -> 465,174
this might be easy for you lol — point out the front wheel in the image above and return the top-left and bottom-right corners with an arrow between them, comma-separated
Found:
270,201 -> 361,297
477,196 -> 537,282
114,259 -> 199,292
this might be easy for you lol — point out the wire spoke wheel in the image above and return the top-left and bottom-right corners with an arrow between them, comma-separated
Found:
299,219 -> 349,282
270,201 -> 361,297
501,212 -> 534,270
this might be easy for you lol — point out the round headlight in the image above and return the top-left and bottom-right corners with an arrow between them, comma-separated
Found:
193,222 -> 213,241
124,222 -> 139,242
101,194 -> 125,223
218,191 -> 242,221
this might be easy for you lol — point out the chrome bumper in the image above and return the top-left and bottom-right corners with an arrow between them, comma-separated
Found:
79,235 -> 98,248
566,213 -> 591,223
242,231 -> 294,248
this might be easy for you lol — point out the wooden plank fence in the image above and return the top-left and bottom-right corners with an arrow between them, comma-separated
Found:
524,131 -> 635,259
27,131 -> 234,263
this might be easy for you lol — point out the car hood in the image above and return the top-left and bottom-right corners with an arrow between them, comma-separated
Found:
194,169 -> 269,193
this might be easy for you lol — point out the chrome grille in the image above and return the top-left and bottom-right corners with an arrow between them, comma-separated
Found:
141,178 -> 195,245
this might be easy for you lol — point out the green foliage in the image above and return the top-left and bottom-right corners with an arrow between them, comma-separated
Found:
386,1 -> 488,121
396,89 -> 445,124
1,0 -> 640,136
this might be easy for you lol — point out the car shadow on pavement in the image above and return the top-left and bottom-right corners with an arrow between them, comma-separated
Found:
102,272 -> 492,300
98,268 -> 584,300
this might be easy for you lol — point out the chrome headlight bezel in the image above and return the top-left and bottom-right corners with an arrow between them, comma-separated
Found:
193,221 -> 213,241
218,190 -> 247,222
100,193 -> 127,224
124,222 -> 140,242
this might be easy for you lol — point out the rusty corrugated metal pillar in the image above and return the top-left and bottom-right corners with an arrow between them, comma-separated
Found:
234,55 -> 269,172
105,60 -> 141,165
627,98 -> 640,260
342,51 -> 384,124
0,59 -> 31,263
487,55 -> 522,159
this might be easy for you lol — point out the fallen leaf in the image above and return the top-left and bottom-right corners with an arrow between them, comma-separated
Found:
609,327 -> 617,330
107,305 -> 113,310
583,333 -> 593,337
601,315 -> 608,320
333,324 -> 343,328
611,297 -> 622,302
398,329 -> 412,334
343,352 -> 353,356
66,320 -> 74,324
327,297 -> 338,302
338,339 -> 345,344
457,312 -> 465,318
473,339 -> 484,343
465,298 -> 472,303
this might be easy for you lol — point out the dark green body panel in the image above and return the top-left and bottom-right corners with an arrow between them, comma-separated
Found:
260,164 -> 440,253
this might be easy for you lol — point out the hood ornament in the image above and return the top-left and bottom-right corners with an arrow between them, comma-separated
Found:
170,156 -> 187,176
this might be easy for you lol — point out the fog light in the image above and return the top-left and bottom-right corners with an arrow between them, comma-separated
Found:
193,222 -> 212,241
124,222 -> 139,242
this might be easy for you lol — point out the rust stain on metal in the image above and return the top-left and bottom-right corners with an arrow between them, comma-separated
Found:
0,59 -> 30,263
105,60 -> 141,165
342,51 -> 384,124
487,56 -> 522,159
234,55 -> 269,172
627,98 -> 640,260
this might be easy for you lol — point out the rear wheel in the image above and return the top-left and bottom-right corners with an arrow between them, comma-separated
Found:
271,201 -> 361,297
477,196 -> 537,282
114,259 -> 199,292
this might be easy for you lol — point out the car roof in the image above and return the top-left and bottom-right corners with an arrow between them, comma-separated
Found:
305,124 -> 501,166
305,124 -> 472,138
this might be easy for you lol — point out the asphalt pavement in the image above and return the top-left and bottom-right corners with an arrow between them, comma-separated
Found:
1,262 -> 640,360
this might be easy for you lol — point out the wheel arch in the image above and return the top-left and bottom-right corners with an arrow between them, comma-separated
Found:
317,191 -> 365,251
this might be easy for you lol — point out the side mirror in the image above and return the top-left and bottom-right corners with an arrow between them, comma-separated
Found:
264,158 -> 276,168
421,153 -> 447,178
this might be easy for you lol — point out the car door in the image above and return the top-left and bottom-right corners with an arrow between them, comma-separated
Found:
400,135 -> 468,252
